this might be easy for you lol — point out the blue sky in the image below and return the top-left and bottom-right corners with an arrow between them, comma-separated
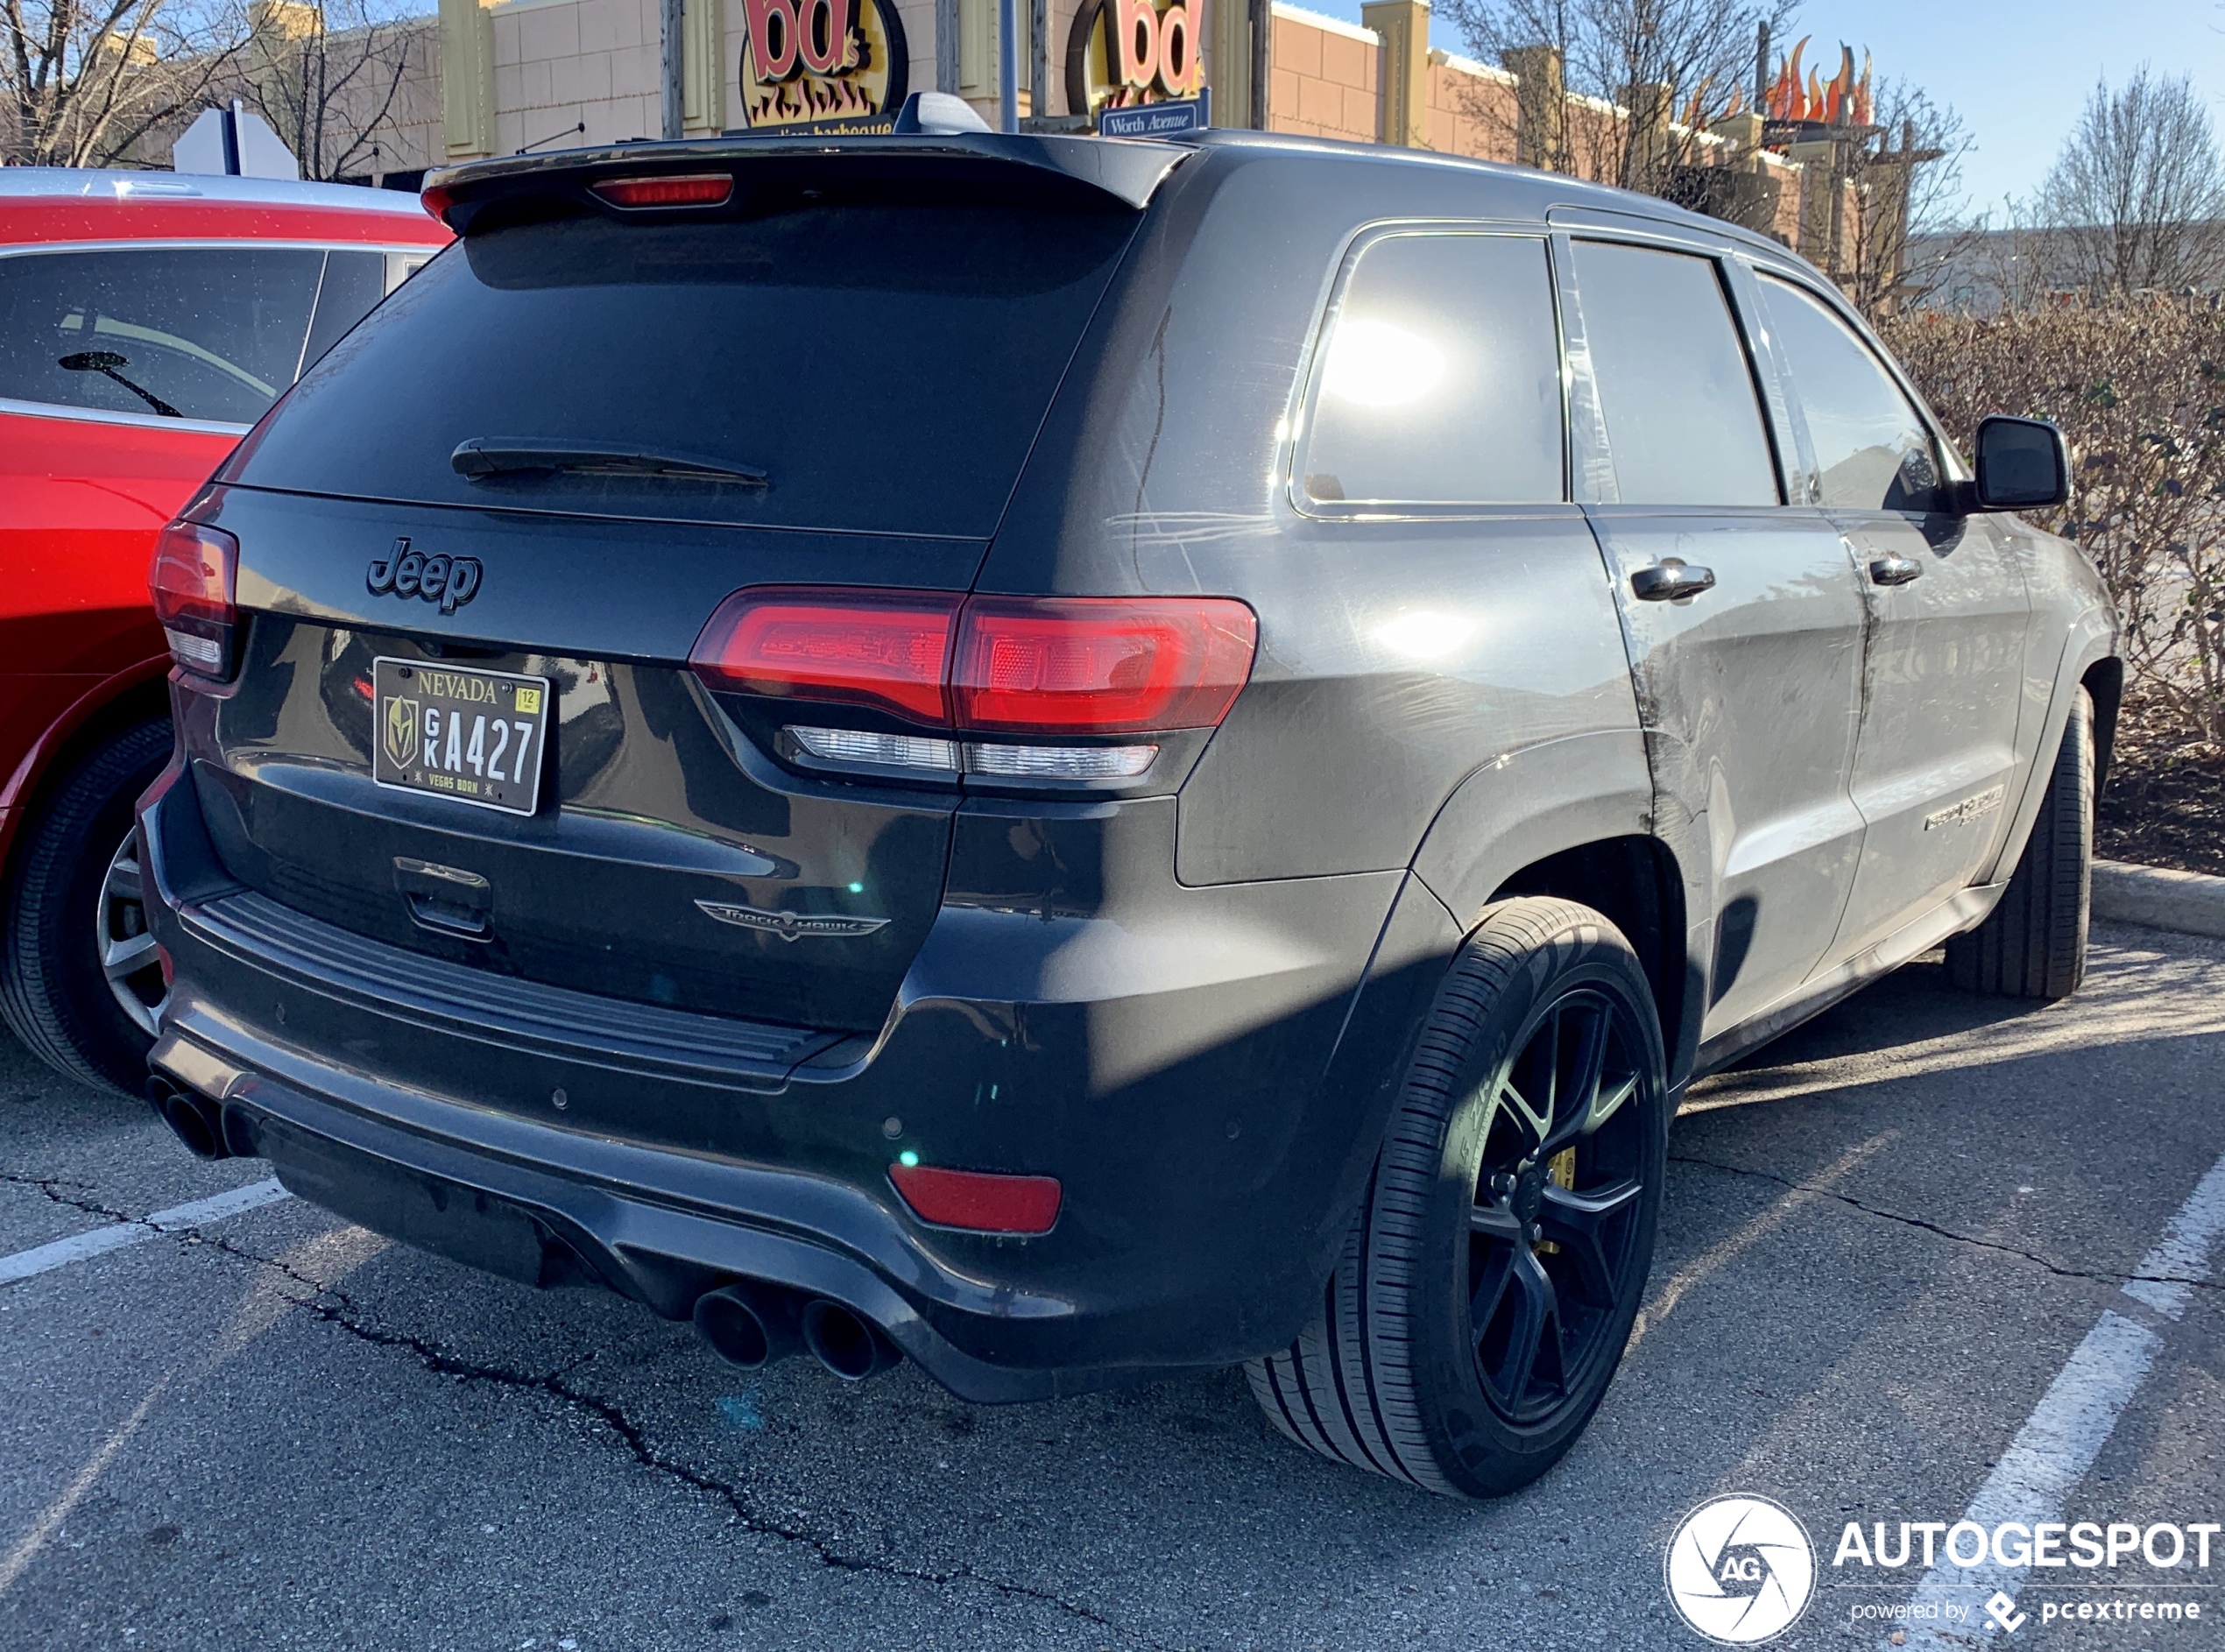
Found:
1328,0 -> 2225,220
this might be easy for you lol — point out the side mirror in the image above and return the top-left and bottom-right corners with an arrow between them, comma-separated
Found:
1973,415 -> 2070,512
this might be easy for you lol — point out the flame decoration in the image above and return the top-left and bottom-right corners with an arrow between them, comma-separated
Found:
1762,34 -> 1874,124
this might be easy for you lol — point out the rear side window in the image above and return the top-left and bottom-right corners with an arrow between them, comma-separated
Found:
0,246 -> 407,427
1758,274 -> 1945,513
1299,233 -> 1564,508
1572,241 -> 1777,508
227,195 -> 1141,539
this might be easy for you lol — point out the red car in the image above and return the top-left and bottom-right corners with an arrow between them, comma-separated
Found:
0,169 -> 448,1092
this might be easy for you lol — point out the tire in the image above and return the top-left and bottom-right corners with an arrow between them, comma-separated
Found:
1247,898 -> 1668,1499
1,719 -> 174,1094
1945,687 -> 2092,1001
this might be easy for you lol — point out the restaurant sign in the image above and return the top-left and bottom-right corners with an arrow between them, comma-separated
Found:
738,0 -> 910,131
1064,0 -> 1208,130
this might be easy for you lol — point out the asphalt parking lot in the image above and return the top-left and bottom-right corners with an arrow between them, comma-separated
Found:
3,921 -> 2221,1651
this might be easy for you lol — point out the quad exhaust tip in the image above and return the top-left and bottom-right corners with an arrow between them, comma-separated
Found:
145,1076 -> 235,1161
800,1297 -> 902,1381
693,1282 -> 802,1369
693,1284 -> 903,1382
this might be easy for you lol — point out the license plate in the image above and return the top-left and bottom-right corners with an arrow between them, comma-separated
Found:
371,657 -> 549,816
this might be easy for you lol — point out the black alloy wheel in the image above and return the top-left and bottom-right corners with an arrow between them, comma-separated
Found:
1465,985 -> 1649,1425
1248,897 -> 1667,1499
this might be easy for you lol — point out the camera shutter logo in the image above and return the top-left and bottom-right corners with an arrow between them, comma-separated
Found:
1664,1495 -> 1816,1644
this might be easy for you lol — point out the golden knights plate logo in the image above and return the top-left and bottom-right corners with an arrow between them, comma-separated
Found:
385,695 -> 420,768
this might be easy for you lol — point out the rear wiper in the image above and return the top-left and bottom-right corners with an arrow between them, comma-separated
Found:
452,438 -> 767,486
59,350 -> 181,418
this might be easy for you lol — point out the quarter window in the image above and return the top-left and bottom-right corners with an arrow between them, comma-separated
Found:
1572,241 -> 1778,508
1300,233 -> 1564,508
1757,273 -> 1945,513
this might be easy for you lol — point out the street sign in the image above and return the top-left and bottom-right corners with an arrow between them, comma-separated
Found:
1097,88 -> 1209,137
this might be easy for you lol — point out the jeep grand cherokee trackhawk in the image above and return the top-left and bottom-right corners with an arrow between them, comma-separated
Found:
135,127 -> 2117,1498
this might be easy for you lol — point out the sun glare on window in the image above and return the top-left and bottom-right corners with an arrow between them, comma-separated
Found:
1322,317 -> 1445,408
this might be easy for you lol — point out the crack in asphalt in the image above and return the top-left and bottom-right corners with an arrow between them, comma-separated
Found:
3,1168 -> 1150,1636
1,1168 -> 150,1227
187,1227 -> 1156,1648
1670,1152 -> 2222,1296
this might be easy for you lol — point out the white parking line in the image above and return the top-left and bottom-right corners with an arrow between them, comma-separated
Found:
1894,1150 -> 2225,1648
0,1178 -> 292,1288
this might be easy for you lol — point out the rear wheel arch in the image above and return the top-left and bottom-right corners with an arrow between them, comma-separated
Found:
1486,835 -> 1691,1087
3,670 -> 173,892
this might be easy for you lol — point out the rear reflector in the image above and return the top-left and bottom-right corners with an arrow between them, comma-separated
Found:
694,588 -> 1257,737
692,589 -> 961,724
889,1162 -> 1063,1234
590,173 -> 735,209
149,519 -> 239,680
954,597 -> 1256,733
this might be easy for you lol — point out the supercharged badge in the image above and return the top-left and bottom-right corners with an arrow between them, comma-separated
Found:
696,900 -> 890,941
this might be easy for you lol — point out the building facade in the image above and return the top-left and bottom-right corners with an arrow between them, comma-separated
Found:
178,0 -> 1914,290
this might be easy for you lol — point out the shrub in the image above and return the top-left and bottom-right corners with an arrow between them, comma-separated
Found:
1882,300 -> 2225,749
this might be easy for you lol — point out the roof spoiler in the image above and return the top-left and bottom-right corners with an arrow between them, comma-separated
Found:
420,129 -> 1190,231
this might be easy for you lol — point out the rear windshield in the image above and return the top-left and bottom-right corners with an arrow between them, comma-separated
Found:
226,191 -> 1141,539
0,246 -> 404,426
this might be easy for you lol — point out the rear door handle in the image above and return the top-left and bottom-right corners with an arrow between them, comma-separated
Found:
1631,559 -> 1717,602
1869,553 -> 1924,586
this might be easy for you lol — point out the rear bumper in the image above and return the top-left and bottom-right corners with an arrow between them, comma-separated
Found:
152,1023 -> 1079,1400
139,763 -> 1460,1401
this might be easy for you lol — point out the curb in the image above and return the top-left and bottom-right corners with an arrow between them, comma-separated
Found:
2093,859 -> 2225,940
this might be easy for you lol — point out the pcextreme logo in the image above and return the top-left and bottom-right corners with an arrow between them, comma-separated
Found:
1664,1495 -> 1818,1645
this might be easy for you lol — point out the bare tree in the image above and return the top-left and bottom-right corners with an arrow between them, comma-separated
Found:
1837,78 -> 1972,320
223,0 -> 427,181
2036,68 -> 2225,298
2,0 -> 237,164
1439,0 -> 1793,193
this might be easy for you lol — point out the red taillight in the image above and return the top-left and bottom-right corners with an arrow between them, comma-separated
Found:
690,589 -> 961,724
420,183 -> 454,223
691,589 -> 1258,737
149,519 -> 239,679
889,1162 -> 1063,1235
953,597 -> 1258,733
590,173 -> 735,209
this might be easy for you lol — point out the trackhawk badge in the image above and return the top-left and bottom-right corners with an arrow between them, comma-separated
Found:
695,900 -> 890,942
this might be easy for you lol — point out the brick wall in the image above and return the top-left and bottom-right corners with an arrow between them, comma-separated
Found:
1268,3 -> 1378,144
1423,51 -> 1515,162
492,0 -> 654,152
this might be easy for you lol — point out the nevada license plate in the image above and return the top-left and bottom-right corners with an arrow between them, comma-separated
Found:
371,657 -> 549,815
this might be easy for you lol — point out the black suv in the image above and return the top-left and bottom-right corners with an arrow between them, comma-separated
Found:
138,129 -> 2116,1498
